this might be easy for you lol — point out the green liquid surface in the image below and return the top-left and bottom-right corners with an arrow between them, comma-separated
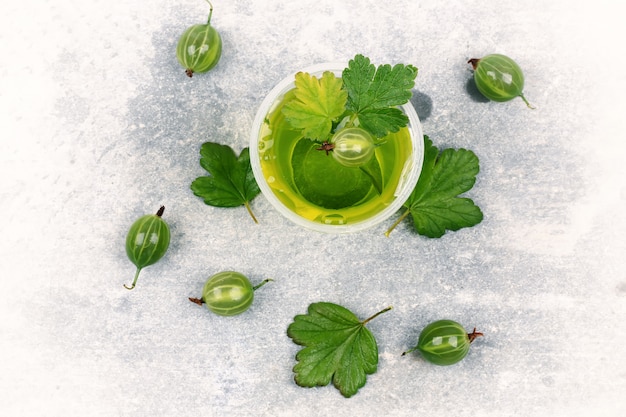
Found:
257,89 -> 413,226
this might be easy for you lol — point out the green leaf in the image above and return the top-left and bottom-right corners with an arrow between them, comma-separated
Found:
357,107 -> 409,140
385,136 -> 483,238
190,142 -> 261,223
291,139 -> 377,209
342,54 -> 417,137
282,71 -> 348,141
287,302 -> 391,398
358,156 -> 383,195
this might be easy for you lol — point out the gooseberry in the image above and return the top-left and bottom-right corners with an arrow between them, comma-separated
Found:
468,54 -> 534,108
189,271 -> 272,316
402,319 -> 483,365
176,0 -> 222,78
329,127 -> 376,168
124,206 -> 171,290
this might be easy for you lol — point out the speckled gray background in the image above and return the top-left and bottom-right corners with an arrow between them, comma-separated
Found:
1,0 -> 625,416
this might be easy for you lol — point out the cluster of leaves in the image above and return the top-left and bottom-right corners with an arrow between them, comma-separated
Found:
189,57 -> 482,238
287,302 -> 392,398
282,54 -> 418,142
386,136 -> 483,238
190,142 -> 261,223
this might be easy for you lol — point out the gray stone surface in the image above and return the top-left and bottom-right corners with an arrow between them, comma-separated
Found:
1,0 -> 625,416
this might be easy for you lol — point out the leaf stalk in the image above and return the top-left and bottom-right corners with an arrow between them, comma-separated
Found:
362,306 -> 392,325
384,208 -> 411,237
244,201 -> 259,224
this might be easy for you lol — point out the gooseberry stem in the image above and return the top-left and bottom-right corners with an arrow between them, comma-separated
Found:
156,205 -> 165,217
252,278 -> 273,291
189,297 -> 204,306
315,141 -> 335,155
124,267 -> 142,290
384,208 -> 411,237
467,327 -> 484,343
206,0 -> 213,25
467,58 -> 480,70
401,346 -> 418,356
519,93 -> 535,110
361,306 -> 392,325
206,0 -> 214,24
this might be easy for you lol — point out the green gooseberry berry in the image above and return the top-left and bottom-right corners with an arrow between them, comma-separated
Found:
189,271 -> 272,316
176,0 -> 222,78
403,319 -> 483,365
468,54 -> 534,109
124,206 -> 171,290
328,127 -> 376,168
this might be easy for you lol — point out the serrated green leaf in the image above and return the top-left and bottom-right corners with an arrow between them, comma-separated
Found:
411,141 -> 479,203
291,138 -> 381,209
191,142 -> 261,222
408,136 -> 438,200
359,155 -> 383,195
408,197 -> 484,238
386,136 -> 483,238
282,71 -> 347,141
357,107 -> 409,138
341,55 -> 375,109
287,302 -> 390,398
342,54 -> 417,137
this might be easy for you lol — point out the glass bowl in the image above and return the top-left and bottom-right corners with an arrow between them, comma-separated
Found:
249,62 -> 424,233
